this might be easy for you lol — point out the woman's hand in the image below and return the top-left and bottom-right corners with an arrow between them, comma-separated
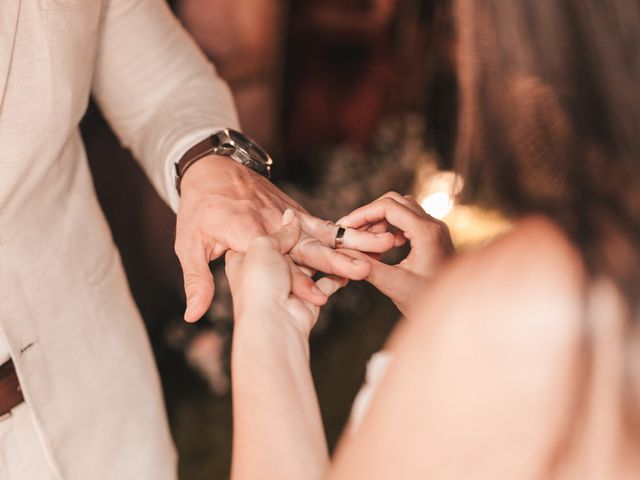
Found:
225,209 -> 347,338
338,192 -> 454,317
227,211 -> 344,479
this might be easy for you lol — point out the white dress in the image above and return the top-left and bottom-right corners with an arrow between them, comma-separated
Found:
349,351 -> 394,433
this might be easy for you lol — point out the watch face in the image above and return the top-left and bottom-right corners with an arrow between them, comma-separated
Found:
233,146 -> 254,166
225,130 -> 273,167
211,129 -> 272,178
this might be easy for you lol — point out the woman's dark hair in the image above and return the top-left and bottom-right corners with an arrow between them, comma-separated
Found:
454,0 -> 640,460
455,0 -> 640,311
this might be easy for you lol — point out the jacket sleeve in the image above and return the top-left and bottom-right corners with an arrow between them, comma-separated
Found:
91,0 -> 240,212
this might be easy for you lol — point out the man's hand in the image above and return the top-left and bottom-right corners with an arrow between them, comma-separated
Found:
175,155 -> 394,322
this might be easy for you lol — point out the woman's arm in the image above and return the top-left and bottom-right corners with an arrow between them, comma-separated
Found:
228,210 -> 583,479
226,212 -> 346,480
231,313 -> 328,480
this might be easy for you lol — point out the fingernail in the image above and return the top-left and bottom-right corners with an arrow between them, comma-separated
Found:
319,284 -> 336,296
311,285 -> 326,297
351,258 -> 365,266
282,209 -> 295,226
376,232 -> 392,238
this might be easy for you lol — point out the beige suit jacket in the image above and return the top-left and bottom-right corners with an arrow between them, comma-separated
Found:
0,0 -> 238,478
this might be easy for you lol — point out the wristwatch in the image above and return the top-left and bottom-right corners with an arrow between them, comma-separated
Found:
175,129 -> 273,194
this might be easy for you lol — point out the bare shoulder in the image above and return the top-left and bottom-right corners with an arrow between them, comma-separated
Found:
454,215 -> 585,296
406,214 -> 587,363
334,217 -> 589,478
475,214 -> 585,284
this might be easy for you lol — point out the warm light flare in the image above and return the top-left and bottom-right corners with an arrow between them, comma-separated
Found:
415,170 -> 461,220
414,169 -> 511,248
420,191 -> 453,219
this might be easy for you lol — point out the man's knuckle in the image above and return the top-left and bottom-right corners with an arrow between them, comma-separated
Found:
236,198 -> 256,213
240,225 -> 265,244
380,198 -> 396,209
318,219 -> 336,237
386,191 -> 403,200
251,236 -> 277,251
320,218 -> 334,228
379,190 -> 398,200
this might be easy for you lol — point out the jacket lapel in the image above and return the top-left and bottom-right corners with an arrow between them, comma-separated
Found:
0,0 -> 21,110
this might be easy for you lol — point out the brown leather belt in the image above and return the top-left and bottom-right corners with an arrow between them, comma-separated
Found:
0,360 -> 24,418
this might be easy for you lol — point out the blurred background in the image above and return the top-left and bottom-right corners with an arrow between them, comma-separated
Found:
80,0 -> 506,478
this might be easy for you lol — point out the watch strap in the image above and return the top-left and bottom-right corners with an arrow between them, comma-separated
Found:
174,136 -> 219,194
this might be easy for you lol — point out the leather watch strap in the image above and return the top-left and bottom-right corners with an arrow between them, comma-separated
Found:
175,130 -> 272,195
174,136 -> 219,194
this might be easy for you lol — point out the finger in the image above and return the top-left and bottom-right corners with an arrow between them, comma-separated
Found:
367,260 -> 418,316
242,235 -> 294,295
179,245 -> 216,323
339,227 -> 395,253
380,192 -> 425,216
394,231 -> 408,247
396,194 -> 451,236
298,264 -> 315,277
336,191 -> 415,225
315,275 -> 349,297
289,259 -> 328,306
338,198 -> 423,239
339,250 -> 413,306
271,209 -> 302,254
381,195 -> 451,250
401,194 -> 426,215
297,212 -> 338,245
359,220 -> 406,247
363,221 -> 390,234
300,213 -> 393,252
338,198 -> 396,229
366,258 -> 408,299
294,276 -> 349,323
291,239 -> 371,280
398,201 -> 453,259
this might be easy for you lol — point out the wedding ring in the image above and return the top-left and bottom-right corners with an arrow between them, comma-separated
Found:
335,226 -> 346,249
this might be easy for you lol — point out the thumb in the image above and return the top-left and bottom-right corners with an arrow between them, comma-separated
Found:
271,209 -> 302,254
364,257 -> 414,311
180,247 -> 215,323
